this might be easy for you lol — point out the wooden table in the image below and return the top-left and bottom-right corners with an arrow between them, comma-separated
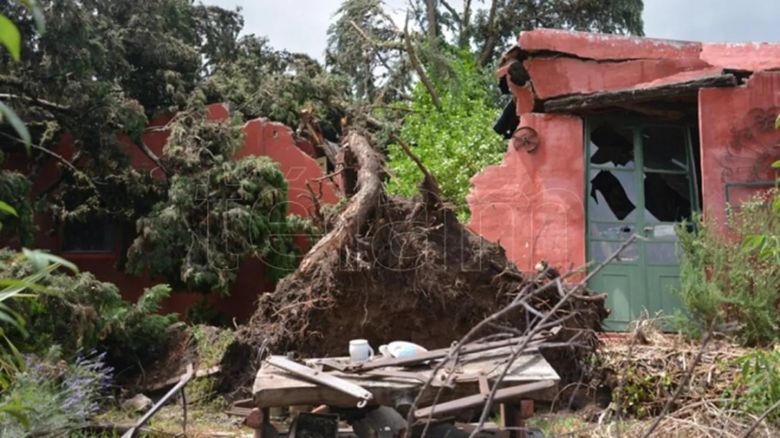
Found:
254,347 -> 558,416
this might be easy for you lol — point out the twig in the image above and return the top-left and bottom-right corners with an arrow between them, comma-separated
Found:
180,387 -> 188,435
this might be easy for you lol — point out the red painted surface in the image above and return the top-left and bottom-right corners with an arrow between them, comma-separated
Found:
518,29 -> 702,61
701,43 -> 780,72
630,67 -> 725,90
11,104 -> 338,321
510,82 -> 535,115
468,113 -> 585,272
699,71 -> 780,227
237,119 -> 339,217
519,29 -> 702,61
525,57 -> 711,99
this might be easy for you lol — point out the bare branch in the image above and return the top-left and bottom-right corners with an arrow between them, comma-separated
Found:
439,0 -> 461,23
401,20 -> 442,110
136,139 -> 171,176
740,398 -> 780,438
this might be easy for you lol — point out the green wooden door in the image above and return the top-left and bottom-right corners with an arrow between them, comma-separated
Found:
585,118 -> 699,330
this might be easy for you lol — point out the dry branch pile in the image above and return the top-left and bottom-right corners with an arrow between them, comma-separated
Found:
220,132 -> 609,395
588,320 -> 779,438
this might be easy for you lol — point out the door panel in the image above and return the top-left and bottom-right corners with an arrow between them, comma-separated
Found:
592,267 -> 639,330
586,119 -> 698,329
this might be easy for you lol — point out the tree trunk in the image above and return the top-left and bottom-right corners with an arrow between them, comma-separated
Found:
478,0 -> 501,66
425,0 -> 438,44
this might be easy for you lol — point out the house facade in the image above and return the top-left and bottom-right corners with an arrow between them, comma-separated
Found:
468,29 -> 780,329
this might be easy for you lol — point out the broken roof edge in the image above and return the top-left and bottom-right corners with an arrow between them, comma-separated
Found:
542,69 -> 737,113
516,28 -> 780,72
518,28 -> 703,62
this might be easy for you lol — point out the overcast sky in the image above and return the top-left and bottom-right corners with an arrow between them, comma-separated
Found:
204,0 -> 780,59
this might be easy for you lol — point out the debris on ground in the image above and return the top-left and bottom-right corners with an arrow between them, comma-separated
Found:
539,317 -> 780,437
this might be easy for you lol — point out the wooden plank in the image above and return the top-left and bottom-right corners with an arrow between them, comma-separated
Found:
413,380 -> 555,419
344,332 -> 552,372
543,73 -> 736,113
265,356 -> 373,406
254,352 -> 560,408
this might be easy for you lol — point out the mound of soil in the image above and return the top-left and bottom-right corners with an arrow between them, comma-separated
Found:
219,133 -> 608,397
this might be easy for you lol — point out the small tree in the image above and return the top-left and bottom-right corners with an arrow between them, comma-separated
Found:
386,52 -> 504,221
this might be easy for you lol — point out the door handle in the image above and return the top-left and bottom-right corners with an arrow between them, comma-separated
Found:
643,226 -> 654,236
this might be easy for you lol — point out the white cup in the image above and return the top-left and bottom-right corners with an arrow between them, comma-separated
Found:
349,339 -> 374,362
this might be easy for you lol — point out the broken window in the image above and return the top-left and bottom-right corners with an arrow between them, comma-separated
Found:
589,122 -> 694,224
589,170 -> 637,221
589,124 -> 635,168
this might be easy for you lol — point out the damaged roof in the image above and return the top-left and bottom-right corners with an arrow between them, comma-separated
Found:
499,28 -> 780,115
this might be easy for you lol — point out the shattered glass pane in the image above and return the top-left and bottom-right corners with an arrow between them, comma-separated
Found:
589,124 -> 634,168
642,127 -> 687,171
589,169 -> 638,221
644,172 -> 692,222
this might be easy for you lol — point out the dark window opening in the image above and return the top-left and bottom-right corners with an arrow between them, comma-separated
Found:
590,124 -> 634,167
62,219 -> 117,253
588,120 -> 701,225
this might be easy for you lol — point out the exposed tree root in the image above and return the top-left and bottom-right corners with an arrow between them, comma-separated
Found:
219,132 -> 608,398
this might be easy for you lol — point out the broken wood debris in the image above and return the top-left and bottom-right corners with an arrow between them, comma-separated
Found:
251,330 -> 562,424
266,355 -> 374,407
122,363 -> 195,438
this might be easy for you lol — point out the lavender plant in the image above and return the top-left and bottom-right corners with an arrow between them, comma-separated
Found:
0,350 -> 112,436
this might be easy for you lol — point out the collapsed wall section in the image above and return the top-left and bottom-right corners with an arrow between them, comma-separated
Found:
468,113 -> 586,272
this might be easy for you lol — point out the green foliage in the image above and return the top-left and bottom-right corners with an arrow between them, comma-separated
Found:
127,110 -> 305,294
200,36 -> 349,129
191,325 -> 235,369
0,250 -> 176,373
725,346 -> 780,425
387,52 -> 505,221
676,189 -> 780,346
0,349 -> 112,436
0,167 -> 34,246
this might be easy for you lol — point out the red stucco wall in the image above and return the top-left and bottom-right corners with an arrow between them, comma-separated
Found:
699,71 -> 780,227
467,113 -> 586,272
525,57 -> 711,99
519,29 -> 703,61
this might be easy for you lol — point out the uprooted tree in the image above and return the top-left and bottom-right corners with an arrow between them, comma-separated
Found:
220,131 -> 610,396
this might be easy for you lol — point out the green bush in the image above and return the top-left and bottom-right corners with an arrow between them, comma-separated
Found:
676,189 -> 780,345
725,346 -> 780,425
386,52 -> 505,222
0,250 -> 177,373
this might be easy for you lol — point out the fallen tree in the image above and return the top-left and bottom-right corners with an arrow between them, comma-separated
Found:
220,131 -> 609,397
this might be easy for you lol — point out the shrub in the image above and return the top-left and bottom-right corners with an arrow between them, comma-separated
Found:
676,189 -> 780,345
0,250 -> 177,374
0,349 -> 112,436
